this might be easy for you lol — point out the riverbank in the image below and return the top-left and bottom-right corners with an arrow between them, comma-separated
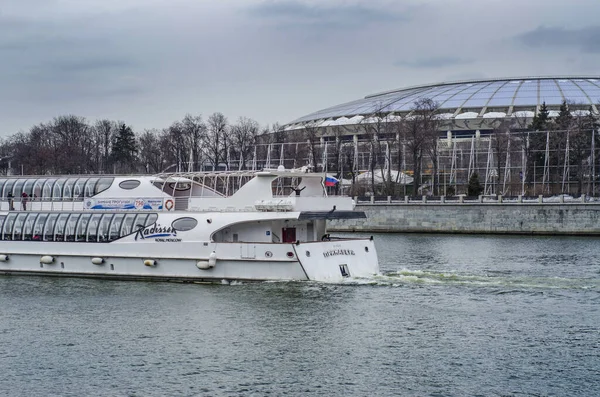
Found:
330,197 -> 600,235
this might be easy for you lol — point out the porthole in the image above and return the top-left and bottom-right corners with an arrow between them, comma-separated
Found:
305,251 -> 311,257
171,217 -> 198,232
119,180 -> 141,190
265,251 -> 273,258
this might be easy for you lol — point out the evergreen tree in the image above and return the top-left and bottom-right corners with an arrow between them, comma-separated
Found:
527,102 -> 550,187
530,102 -> 550,131
554,100 -> 572,131
111,123 -> 138,173
467,172 -> 483,196
548,101 -> 572,189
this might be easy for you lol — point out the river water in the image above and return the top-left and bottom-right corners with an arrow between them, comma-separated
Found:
0,234 -> 598,396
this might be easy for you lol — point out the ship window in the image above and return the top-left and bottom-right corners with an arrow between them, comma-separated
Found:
22,213 -> 39,240
43,214 -> 59,241
172,217 -> 198,231
32,179 -> 44,200
84,178 -> 99,197
133,214 -> 149,231
95,178 -> 114,195
65,214 -> 81,242
73,178 -> 88,200
63,178 -> 77,200
119,214 -> 137,236
152,181 -> 166,191
108,214 -> 125,240
0,180 -> 6,198
87,214 -> 103,242
0,215 -> 5,235
53,179 -> 65,201
97,214 -> 114,242
22,179 -> 35,196
53,213 -> 70,241
119,180 -> 141,190
12,179 -> 25,197
32,213 -> 48,241
147,214 -> 158,225
2,180 -> 15,198
75,214 -> 92,242
12,213 -> 28,241
2,213 -> 16,240
42,179 -> 57,201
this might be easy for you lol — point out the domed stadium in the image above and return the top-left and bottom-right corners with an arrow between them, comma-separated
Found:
276,77 -> 600,198
285,76 -> 600,135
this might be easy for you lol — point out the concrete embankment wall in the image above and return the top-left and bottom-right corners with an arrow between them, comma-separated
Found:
329,203 -> 600,235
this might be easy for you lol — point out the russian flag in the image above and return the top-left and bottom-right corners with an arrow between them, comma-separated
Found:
325,176 -> 339,187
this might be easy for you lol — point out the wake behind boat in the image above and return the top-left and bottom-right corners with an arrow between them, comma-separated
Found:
0,168 -> 379,283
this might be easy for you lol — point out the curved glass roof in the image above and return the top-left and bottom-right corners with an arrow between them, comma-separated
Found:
288,77 -> 600,125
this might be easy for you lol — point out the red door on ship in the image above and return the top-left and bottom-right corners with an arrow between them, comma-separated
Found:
282,228 -> 296,243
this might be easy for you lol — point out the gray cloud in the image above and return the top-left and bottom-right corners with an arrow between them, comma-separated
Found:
517,25 -> 600,53
247,1 -> 406,29
1,0 -> 600,136
48,58 -> 137,74
0,35 -> 105,53
395,57 -> 474,69
0,12 -> 144,103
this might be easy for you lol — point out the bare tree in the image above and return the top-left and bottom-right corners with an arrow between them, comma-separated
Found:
402,99 -> 438,196
329,125 -> 346,194
205,113 -> 228,171
357,116 -> 379,196
164,121 -> 189,172
570,110 -> 597,195
358,111 -> 402,196
181,114 -> 206,171
93,119 -> 117,173
230,117 -> 259,170
26,123 -> 54,175
302,122 -> 321,171
419,102 -> 441,195
490,121 -> 511,195
50,115 -> 92,174
138,129 -> 164,173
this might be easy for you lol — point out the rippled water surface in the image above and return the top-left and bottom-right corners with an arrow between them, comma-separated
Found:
1,234 -> 599,396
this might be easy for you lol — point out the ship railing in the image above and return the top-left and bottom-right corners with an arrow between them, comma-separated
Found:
1,192 -> 354,213
0,197 -> 170,212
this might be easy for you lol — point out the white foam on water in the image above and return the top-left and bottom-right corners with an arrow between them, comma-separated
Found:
333,268 -> 600,291
249,269 -> 600,291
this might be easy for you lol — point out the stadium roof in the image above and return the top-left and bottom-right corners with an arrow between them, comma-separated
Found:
287,76 -> 600,128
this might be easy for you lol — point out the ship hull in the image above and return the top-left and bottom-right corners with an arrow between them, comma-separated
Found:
0,239 -> 378,283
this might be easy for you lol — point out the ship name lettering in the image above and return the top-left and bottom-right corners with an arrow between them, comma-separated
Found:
323,249 -> 355,258
135,224 -> 178,240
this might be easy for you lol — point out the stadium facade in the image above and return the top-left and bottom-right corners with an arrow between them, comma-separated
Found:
285,76 -> 600,136
275,77 -> 600,198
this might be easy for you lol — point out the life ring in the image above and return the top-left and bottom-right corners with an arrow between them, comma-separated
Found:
165,199 -> 174,211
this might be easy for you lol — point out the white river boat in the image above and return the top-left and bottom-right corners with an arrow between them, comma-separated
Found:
0,169 -> 379,283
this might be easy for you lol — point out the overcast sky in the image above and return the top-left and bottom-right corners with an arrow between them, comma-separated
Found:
1,0 -> 599,136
